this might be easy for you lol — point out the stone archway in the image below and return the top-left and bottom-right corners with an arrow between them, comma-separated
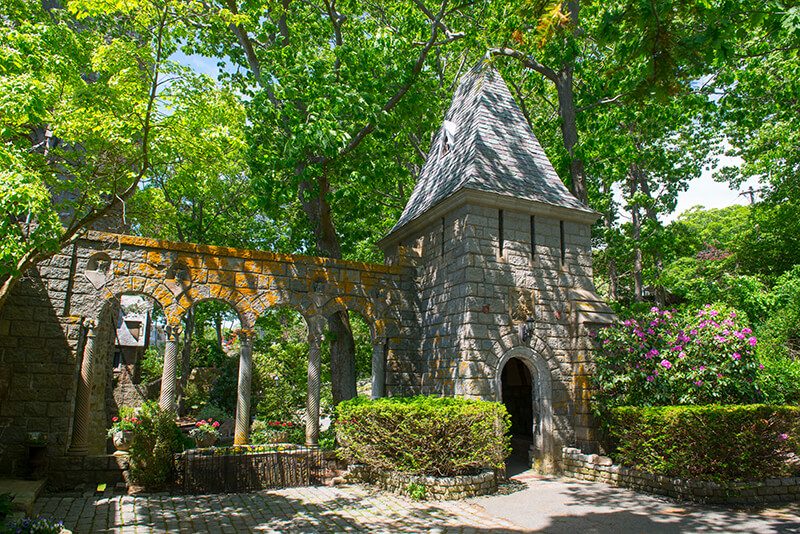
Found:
495,346 -> 554,473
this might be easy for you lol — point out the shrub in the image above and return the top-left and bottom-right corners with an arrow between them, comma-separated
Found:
593,304 -> 763,412
195,404 -> 231,424
758,355 -> 800,405
140,346 -> 164,383
608,405 -> 800,481
128,401 -> 185,489
251,419 -> 305,445
336,396 -> 509,477
190,337 -> 228,367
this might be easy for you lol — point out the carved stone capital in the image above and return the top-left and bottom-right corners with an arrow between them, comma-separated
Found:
237,329 -> 257,344
165,324 -> 183,341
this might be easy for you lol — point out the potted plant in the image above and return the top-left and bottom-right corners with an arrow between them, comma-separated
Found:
107,415 -> 139,452
190,419 -> 221,448
267,421 -> 295,443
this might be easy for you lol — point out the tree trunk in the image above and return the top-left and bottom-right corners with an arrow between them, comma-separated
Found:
637,169 -> 666,308
555,69 -> 589,206
629,164 -> 643,303
602,183 -> 618,302
176,306 -> 195,417
298,168 -> 357,407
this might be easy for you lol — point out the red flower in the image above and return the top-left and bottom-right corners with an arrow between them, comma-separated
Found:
112,417 -> 119,422
212,421 -> 220,428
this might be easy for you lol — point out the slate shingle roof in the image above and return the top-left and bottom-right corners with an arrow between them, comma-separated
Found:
389,60 -> 592,234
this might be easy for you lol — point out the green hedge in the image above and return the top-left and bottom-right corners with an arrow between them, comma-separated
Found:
335,396 -> 510,477
609,405 -> 800,481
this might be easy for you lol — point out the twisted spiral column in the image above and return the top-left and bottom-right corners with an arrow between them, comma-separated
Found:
159,324 -> 182,413
370,337 -> 386,400
306,319 -> 324,446
68,318 -> 98,455
234,330 -> 255,445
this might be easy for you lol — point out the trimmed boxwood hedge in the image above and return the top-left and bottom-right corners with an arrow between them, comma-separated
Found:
335,395 -> 510,477
608,404 -> 800,481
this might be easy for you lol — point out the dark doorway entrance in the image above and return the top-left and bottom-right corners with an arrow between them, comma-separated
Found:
501,357 -> 533,476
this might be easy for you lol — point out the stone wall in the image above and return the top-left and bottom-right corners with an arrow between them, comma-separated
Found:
0,231 -> 417,474
346,465 -> 497,500
562,447 -> 800,505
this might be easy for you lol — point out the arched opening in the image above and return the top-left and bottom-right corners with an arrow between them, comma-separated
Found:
501,357 -> 535,475
176,299 -> 242,443
77,292 -> 167,455
249,307 -> 310,441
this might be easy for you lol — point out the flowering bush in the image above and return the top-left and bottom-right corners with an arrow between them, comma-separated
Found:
128,401 -> 185,489
1,516 -> 63,534
107,415 -> 139,438
250,419 -> 304,445
189,418 -> 221,440
593,304 -> 763,411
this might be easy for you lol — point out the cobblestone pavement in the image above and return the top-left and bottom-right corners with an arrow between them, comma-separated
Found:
33,484 -> 525,533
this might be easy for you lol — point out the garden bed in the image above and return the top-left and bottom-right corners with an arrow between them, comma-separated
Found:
171,444 -> 328,494
562,447 -> 800,505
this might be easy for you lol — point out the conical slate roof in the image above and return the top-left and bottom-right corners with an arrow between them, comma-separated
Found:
389,60 -> 592,234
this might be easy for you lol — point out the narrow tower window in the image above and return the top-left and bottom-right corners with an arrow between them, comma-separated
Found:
559,220 -> 566,265
499,210 -> 504,257
441,217 -> 445,258
530,215 -> 536,261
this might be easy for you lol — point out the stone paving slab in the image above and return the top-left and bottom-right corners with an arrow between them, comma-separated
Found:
32,484 -> 524,533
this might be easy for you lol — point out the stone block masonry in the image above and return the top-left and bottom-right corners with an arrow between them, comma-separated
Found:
0,231 -> 420,475
562,447 -> 800,505
345,465 -> 498,500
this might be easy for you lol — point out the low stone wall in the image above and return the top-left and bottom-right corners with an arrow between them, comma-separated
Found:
346,465 -> 497,500
562,447 -> 800,505
47,454 -> 127,491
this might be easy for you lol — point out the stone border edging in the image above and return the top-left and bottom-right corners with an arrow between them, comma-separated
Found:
345,465 -> 497,500
562,446 -> 800,505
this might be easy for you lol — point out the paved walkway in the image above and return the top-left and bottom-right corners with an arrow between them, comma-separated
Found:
33,484 -> 521,533
31,474 -> 800,533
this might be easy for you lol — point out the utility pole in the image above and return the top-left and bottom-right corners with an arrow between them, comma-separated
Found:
739,186 -> 762,204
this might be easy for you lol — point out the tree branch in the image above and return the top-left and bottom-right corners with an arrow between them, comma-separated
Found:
490,47 -> 558,82
331,0 -> 457,162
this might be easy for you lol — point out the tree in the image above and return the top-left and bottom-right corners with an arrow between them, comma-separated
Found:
189,0 -> 472,405
0,0 -> 198,309
711,4 -> 800,204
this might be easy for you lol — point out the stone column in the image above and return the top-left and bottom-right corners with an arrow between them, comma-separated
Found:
370,337 -> 386,400
68,318 -> 98,456
159,324 -> 182,413
234,330 -> 255,445
306,319 -> 324,446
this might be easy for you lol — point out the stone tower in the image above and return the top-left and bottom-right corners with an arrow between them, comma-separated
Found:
378,60 -> 614,470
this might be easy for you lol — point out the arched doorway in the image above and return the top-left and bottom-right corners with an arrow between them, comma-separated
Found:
501,357 -> 535,472
496,346 -> 554,473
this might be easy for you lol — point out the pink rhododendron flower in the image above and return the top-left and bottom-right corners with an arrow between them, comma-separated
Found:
748,337 -> 757,347
646,375 -> 655,382
660,359 -> 672,369
732,353 -> 741,360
